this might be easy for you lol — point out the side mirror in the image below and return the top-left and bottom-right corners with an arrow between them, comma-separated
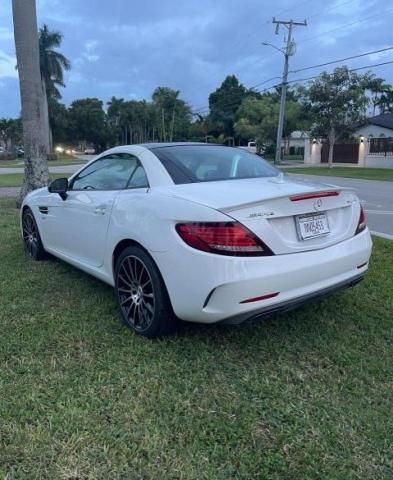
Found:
48,177 -> 68,200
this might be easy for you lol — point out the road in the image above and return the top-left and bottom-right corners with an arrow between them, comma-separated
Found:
0,163 -> 85,198
289,174 -> 393,238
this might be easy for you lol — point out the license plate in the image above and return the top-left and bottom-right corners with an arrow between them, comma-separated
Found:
296,212 -> 330,240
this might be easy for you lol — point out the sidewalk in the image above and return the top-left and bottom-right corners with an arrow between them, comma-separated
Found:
278,162 -> 363,168
0,164 -> 84,175
0,187 -> 19,197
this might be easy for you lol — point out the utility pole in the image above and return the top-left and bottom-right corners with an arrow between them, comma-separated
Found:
271,18 -> 307,165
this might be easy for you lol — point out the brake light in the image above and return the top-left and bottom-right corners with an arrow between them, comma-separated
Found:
290,191 -> 339,202
175,222 -> 274,256
355,206 -> 366,235
240,292 -> 279,304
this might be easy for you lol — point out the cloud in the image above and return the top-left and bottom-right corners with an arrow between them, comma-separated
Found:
1,0 -> 393,117
85,54 -> 99,63
0,50 -> 17,79
85,40 -> 98,52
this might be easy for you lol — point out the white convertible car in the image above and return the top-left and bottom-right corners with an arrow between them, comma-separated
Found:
21,143 -> 372,337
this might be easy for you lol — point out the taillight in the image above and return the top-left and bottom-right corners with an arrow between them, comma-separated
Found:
175,222 -> 274,256
355,206 -> 366,235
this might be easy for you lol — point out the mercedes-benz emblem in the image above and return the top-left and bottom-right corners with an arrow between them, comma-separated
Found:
314,198 -> 323,211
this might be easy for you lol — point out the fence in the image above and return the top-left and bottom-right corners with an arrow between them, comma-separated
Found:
369,137 -> 393,156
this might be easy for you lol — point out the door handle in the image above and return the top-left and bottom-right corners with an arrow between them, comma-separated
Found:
94,205 -> 106,215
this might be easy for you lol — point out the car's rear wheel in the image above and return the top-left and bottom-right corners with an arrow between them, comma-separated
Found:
115,246 -> 176,338
22,208 -> 46,261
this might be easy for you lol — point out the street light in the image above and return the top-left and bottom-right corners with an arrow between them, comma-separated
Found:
261,42 -> 286,55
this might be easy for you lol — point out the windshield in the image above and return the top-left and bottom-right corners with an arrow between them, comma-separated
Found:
152,145 -> 279,185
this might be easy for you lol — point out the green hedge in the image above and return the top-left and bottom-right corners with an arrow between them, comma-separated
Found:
0,153 -> 17,161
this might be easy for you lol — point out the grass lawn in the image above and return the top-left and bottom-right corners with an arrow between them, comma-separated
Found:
1,197 -> 392,479
266,155 -> 304,162
282,166 -> 393,182
0,173 -> 68,188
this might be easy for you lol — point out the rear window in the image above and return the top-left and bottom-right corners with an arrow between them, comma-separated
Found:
152,145 -> 279,184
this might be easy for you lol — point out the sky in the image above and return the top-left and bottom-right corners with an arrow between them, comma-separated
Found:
0,0 -> 392,118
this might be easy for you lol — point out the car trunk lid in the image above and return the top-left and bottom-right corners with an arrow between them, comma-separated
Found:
159,175 -> 360,254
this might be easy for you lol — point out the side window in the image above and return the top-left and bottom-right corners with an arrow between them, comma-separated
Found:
70,153 -> 148,191
127,164 -> 149,189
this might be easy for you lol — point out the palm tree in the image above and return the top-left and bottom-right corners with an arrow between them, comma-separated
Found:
12,0 -> 49,206
39,24 -> 71,150
107,97 -> 126,144
376,86 -> 393,114
368,77 -> 390,116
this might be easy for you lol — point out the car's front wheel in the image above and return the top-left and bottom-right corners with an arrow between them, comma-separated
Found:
22,207 -> 46,261
115,246 -> 176,338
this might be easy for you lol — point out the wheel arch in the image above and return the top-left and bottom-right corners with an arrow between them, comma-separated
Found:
112,239 -> 146,276
112,238 -> 164,281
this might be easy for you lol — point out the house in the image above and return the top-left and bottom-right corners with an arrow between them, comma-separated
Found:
281,130 -> 310,155
354,113 -> 393,138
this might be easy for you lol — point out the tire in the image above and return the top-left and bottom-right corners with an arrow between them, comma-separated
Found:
115,246 -> 176,338
22,207 -> 46,261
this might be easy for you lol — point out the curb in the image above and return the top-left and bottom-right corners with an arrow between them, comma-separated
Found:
371,231 -> 393,241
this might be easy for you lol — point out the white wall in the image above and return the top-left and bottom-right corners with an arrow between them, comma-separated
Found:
354,125 -> 393,138
365,155 -> 393,168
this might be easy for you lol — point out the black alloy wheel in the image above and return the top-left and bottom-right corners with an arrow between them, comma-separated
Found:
22,208 -> 46,260
115,246 -> 176,337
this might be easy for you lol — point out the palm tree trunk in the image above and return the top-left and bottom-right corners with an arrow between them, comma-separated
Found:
41,77 -> 52,152
170,109 -> 175,142
12,0 -> 49,207
328,128 -> 335,169
49,125 -> 53,152
161,109 -> 166,142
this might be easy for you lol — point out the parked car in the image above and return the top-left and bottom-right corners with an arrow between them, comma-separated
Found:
21,143 -> 372,337
84,148 -> 95,155
239,141 -> 257,154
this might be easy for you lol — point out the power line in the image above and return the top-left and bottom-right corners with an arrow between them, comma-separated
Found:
297,7 -> 393,45
290,46 -> 393,74
305,0 -> 358,24
191,77 -> 281,115
191,60 -> 393,116
192,44 -> 393,113
286,59 -> 393,86
249,76 -> 282,90
189,0 -> 356,116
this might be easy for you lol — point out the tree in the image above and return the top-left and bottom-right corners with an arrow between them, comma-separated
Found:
208,75 -> 248,139
67,98 -> 108,152
39,24 -> 71,150
107,96 -> 126,144
0,118 -> 22,151
12,0 -> 49,206
152,87 -> 192,141
301,67 -> 371,168
368,77 -> 389,115
234,91 -> 309,153
375,85 -> 393,114
48,99 -> 69,145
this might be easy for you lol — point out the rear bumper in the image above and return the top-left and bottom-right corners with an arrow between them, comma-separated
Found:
153,229 -> 372,324
221,274 -> 364,325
